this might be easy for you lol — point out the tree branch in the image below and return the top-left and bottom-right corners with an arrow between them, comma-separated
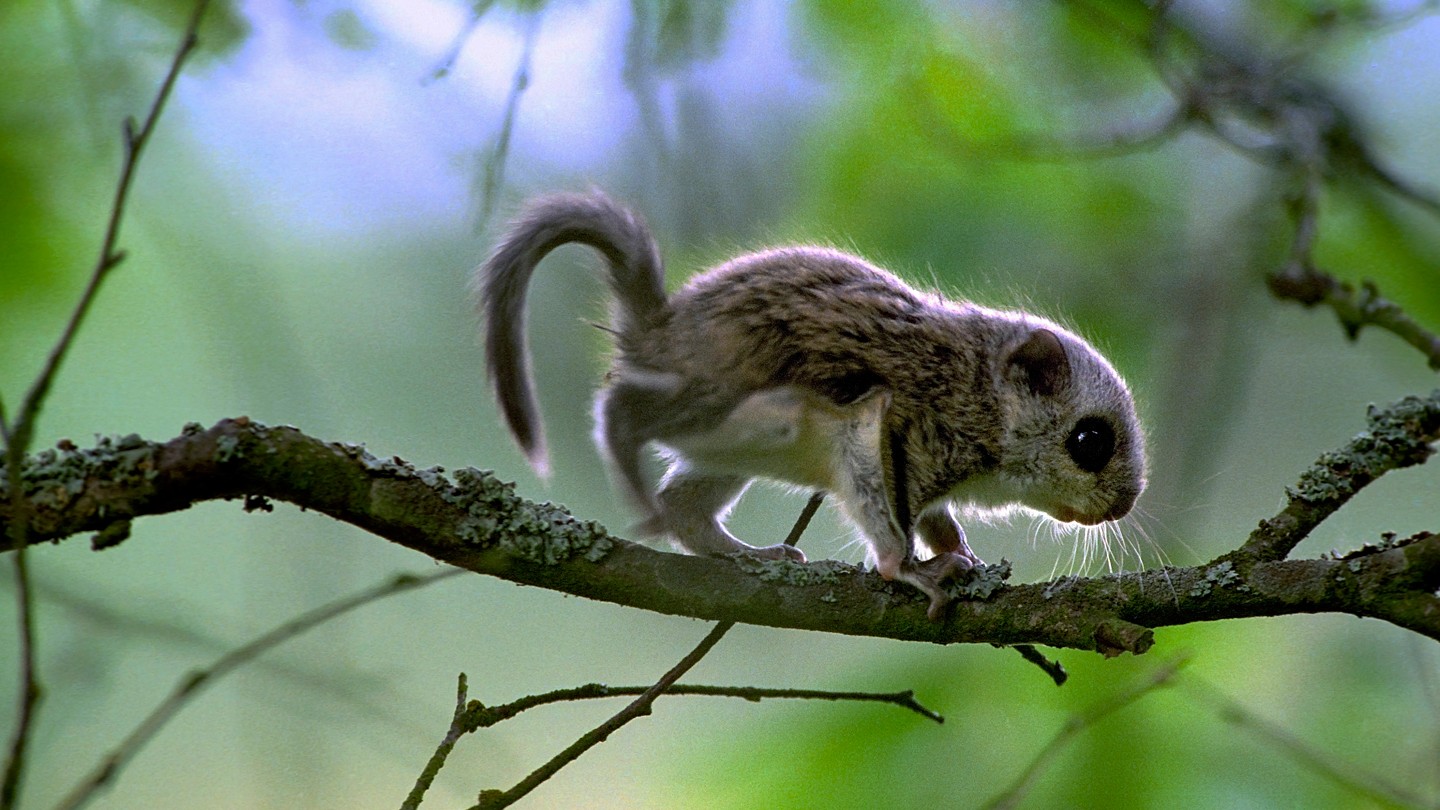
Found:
1268,269 -> 1440,371
1236,391 -> 1440,562
4,410 -> 1439,653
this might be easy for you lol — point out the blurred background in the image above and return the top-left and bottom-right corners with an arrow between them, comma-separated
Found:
3,0 -> 1440,807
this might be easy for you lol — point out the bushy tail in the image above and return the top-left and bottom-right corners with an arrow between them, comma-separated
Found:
476,191 -> 666,475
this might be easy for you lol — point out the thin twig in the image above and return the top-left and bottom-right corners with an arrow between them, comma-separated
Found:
1057,0 -> 1440,232
1183,676 -> 1433,809
9,2 -> 206,456
468,493 -> 827,809
401,673 -> 473,810
1010,644 -> 1068,686
463,683 -> 944,730
423,0 -> 496,83
1359,153 -> 1440,219
783,491 -> 826,548
1256,89 -> 1440,372
402,678 -> 943,809
54,568 -> 461,810
473,621 -> 735,809
473,8 -> 542,228
1269,269 -> 1440,371
982,658 -> 1185,810
1064,0 -> 1440,391
933,103 -> 1194,164
0,4 -> 211,808
0,517 -> 37,810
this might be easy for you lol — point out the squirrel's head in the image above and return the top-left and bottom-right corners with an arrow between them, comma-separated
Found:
991,323 -> 1147,526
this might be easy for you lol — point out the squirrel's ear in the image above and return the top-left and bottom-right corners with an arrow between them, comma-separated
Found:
1006,329 -> 1071,396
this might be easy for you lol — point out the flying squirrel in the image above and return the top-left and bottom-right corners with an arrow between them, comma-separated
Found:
477,191 -> 1146,620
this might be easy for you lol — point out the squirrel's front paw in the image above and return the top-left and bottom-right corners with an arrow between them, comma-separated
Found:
741,543 -> 807,563
896,552 -> 974,621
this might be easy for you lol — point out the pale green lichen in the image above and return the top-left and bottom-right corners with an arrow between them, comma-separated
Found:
4,434 -> 163,537
1189,560 -> 1244,597
442,466 -> 615,564
1288,390 -> 1440,505
729,555 -> 853,587
951,559 -> 1012,600
215,434 -> 242,463
9,434 -> 157,500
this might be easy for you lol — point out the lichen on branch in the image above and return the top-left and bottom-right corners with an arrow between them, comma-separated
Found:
3,412 -> 1440,653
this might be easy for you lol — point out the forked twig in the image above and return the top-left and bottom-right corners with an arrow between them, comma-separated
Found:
397,494 -> 837,808
404,678 -> 943,810
471,620 -> 736,809
401,674 -> 474,810
0,3 -> 211,808
468,493 -> 827,809
460,683 -> 943,724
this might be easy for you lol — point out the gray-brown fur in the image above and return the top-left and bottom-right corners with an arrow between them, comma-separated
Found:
477,191 -> 1147,619
479,193 -> 665,474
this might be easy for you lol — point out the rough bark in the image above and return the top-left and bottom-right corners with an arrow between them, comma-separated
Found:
5,405 -> 1437,656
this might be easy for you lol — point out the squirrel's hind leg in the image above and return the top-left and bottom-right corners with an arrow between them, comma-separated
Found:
642,462 -> 806,563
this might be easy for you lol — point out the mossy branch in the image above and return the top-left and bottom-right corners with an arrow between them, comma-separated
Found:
3,406 -> 1439,654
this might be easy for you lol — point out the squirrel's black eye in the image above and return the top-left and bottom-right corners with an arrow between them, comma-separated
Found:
1066,417 -> 1115,473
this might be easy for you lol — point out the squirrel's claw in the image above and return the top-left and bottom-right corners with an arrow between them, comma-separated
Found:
743,543 -> 807,563
893,552 -> 975,621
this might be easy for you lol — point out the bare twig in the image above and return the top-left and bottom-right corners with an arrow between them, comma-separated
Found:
0,4 -> 211,807
1257,85 -> 1440,371
401,678 -> 944,808
0,515 -> 36,810
401,673 -> 473,810
1035,1 -> 1440,233
982,658 -> 1185,810
783,491 -> 826,547
916,96 -> 1195,165
463,682 -> 944,731
473,8 -> 542,228
55,568 -> 461,810
1268,269 -> 1440,371
1183,677 -> 1433,809
424,0 -> 496,83
8,2 -> 207,457
1010,644 -> 1068,686
473,621 -> 735,809
469,494 -> 826,809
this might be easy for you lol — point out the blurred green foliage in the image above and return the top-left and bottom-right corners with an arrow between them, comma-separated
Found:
3,1 -> 1440,808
